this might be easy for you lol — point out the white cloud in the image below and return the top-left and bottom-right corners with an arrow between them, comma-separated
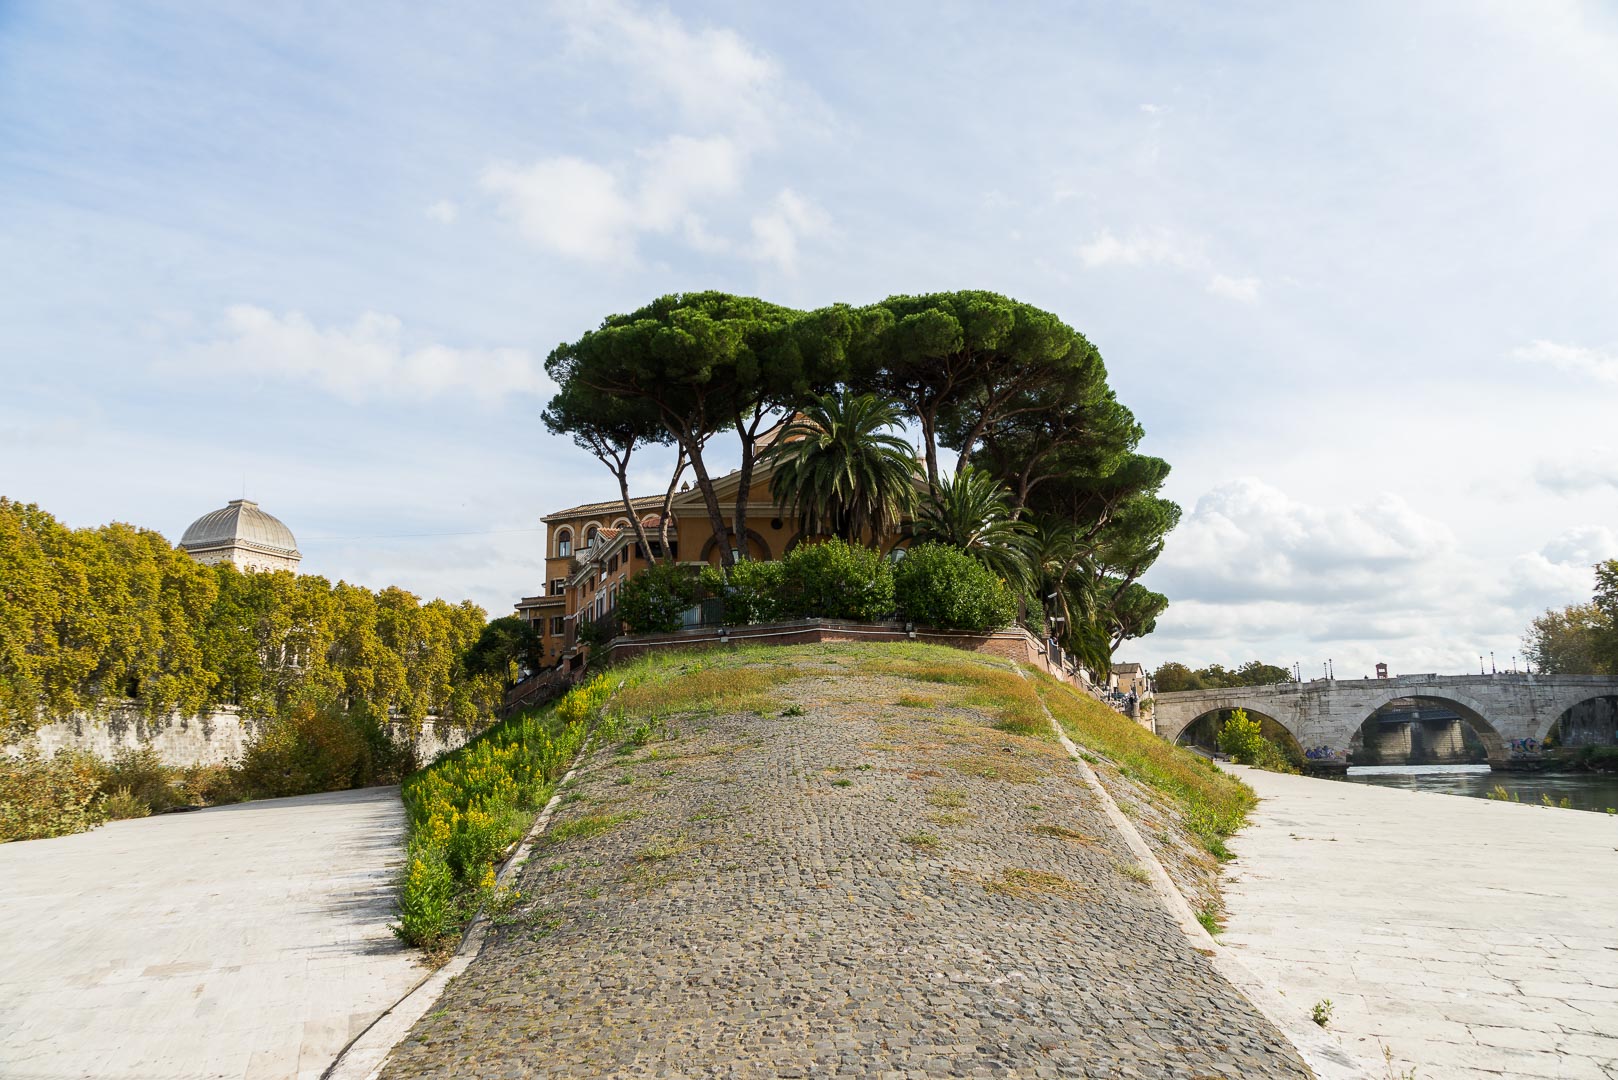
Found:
1503,526 -> 1618,608
554,0 -> 783,139
180,306 -> 552,404
480,157 -> 635,262
1514,339 -> 1618,383
480,2 -> 823,265
481,135 -> 744,264
1206,273 -> 1262,303
1076,228 -> 1195,269
426,200 -> 458,224
749,189 -> 831,272
1154,478 -> 1457,605
1533,451 -> 1618,494
1077,228 -> 1262,303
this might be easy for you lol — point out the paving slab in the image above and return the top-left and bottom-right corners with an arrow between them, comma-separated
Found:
1218,765 -> 1618,1079
0,786 -> 425,1080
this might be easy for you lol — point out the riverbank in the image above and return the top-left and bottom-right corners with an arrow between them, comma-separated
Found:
1218,764 -> 1618,1079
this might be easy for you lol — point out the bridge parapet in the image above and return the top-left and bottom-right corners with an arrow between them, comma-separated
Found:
1152,673 -> 1618,771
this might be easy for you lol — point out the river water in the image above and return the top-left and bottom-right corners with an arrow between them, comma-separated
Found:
1339,764 -> 1618,813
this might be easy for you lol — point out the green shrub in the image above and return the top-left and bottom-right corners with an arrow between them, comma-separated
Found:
777,538 -> 894,621
0,749 -> 107,842
699,560 -> 785,624
393,674 -> 612,947
1216,708 -> 1298,773
99,747 -> 184,814
617,563 -> 700,634
103,786 -> 151,820
234,700 -> 412,800
893,542 -> 1018,632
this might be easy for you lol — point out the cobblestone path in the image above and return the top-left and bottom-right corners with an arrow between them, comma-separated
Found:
383,666 -> 1310,1079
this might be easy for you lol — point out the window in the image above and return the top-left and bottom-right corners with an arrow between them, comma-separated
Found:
550,616 -> 564,635
585,525 -> 599,549
550,578 -> 565,596
556,529 -> 572,558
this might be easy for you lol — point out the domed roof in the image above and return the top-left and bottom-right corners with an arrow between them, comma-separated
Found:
180,498 -> 300,556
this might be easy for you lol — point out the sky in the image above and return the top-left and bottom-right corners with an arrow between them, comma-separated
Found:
3,0 -> 1616,678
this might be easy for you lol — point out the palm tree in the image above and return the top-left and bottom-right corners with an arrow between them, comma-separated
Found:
1028,516 -> 1099,632
913,465 -> 1033,587
767,392 -> 919,545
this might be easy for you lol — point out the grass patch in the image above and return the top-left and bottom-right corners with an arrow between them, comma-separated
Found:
925,810 -> 972,826
945,753 -> 1046,784
901,831 -> 941,849
546,810 -> 638,844
1030,673 -> 1255,857
1031,823 -> 1096,844
1197,902 -> 1223,935
985,867 -> 1083,898
830,777 -> 853,787
895,694 -> 938,709
926,787 -> 968,808
611,650 -> 799,720
1116,861 -> 1151,884
637,833 -> 691,861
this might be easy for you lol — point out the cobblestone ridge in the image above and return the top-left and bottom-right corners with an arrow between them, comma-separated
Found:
382,663 -> 1311,1079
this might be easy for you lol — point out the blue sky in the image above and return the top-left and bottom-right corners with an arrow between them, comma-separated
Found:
4,0 -> 1616,675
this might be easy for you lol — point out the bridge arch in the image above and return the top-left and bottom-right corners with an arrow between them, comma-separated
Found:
1538,692 -> 1618,750
1349,687 -> 1506,765
1172,706 -> 1305,761
1159,695 -> 1299,745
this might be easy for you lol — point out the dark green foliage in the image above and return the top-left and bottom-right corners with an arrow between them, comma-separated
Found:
616,563 -> 700,634
699,560 -> 785,625
766,391 -> 918,542
913,466 -> 1032,589
543,289 -> 1177,662
1155,661 -> 1294,692
776,539 -> 894,622
464,616 -> 544,686
893,543 -> 1017,632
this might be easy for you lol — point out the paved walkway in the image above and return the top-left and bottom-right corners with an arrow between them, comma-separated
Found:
0,786 -> 425,1080
381,669 -> 1311,1078
1219,766 -> 1618,1079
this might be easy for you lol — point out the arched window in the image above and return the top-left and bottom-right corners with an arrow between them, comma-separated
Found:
556,529 -> 573,558
585,525 -> 599,549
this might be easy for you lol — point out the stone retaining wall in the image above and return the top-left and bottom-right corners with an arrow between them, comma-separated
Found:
11,705 -> 470,768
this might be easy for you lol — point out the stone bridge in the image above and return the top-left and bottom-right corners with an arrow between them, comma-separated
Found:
1153,673 -> 1618,769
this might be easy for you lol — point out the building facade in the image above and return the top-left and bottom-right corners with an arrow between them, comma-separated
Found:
515,453 -> 914,670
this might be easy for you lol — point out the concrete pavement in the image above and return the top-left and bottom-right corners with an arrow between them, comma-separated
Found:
1219,766 -> 1618,1079
0,787 -> 425,1080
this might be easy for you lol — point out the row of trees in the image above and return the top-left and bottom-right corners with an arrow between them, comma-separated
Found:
544,290 -> 1177,671
1523,560 -> 1618,675
0,498 -> 501,744
1153,661 -> 1294,693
